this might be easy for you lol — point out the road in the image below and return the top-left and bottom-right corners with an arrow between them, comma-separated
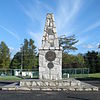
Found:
0,90 -> 100,100
0,80 -> 100,100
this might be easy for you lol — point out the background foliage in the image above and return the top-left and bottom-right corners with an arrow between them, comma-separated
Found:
0,35 -> 100,73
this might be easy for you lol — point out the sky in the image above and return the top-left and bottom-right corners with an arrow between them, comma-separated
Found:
0,0 -> 100,57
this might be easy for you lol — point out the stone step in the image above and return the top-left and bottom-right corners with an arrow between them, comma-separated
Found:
20,79 -> 81,87
2,79 -> 99,91
2,85 -> 99,91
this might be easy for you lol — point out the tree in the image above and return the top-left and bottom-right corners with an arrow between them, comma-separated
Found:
62,53 -> 85,69
21,39 -> 29,69
76,54 -> 85,68
59,35 -> 78,53
10,52 -> 21,69
84,51 -> 100,73
21,39 -> 37,69
96,54 -> 100,72
62,53 -> 76,68
0,41 -> 10,69
10,39 -> 38,69
59,34 -> 79,68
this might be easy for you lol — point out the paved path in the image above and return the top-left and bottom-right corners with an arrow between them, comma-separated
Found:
0,80 -> 100,100
82,81 -> 100,88
0,90 -> 100,100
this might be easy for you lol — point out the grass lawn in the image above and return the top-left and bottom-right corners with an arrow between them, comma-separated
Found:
88,73 -> 100,78
0,73 -> 100,81
0,75 -> 38,81
0,76 -> 21,81
63,73 -> 100,79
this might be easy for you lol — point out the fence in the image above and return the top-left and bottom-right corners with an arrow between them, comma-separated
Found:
62,68 -> 89,78
0,68 -> 89,79
0,69 -> 39,79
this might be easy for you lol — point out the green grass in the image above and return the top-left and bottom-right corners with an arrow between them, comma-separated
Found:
0,73 -> 100,81
63,73 -> 100,79
0,76 -> 21,81
0,75 -> 38,81
88,73 -> 100,78
63,74 -> 89,78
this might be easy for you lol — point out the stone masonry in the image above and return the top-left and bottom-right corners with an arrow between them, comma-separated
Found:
39,13 -> 62,80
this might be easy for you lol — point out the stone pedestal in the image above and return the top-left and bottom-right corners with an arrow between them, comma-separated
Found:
39,49 -> 62,80
39,13 -> 62,80
2,79 -> 99,91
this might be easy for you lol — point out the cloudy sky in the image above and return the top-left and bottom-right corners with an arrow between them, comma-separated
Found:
0,0 -> 100,57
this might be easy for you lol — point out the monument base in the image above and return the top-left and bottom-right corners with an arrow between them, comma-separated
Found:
2,78 -> 99,91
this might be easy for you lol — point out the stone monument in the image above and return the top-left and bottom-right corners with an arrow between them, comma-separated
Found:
2,13 -> 99,91
39,13 -> 62,80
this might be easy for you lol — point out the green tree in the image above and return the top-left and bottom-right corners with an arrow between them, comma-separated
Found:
62,53 -> 85,69
10,39 -> 38,69
10,52 -> 21,69
76,54 -> 85,68
62,53 -> 75,68
0,41 -> 10,69
22,39 -> 37,69
96,54 -> 100,72
59,35 -> 79,68
22,39 -> 29,69
84,51 -> 100,73
59,35 -> 78,53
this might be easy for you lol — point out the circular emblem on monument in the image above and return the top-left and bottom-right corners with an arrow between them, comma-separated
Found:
45,51 -> 56,61
47,62 -> 54,69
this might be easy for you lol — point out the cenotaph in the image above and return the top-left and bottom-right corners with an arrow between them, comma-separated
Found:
2,13 -> 99,91
39,13 -> 62,80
